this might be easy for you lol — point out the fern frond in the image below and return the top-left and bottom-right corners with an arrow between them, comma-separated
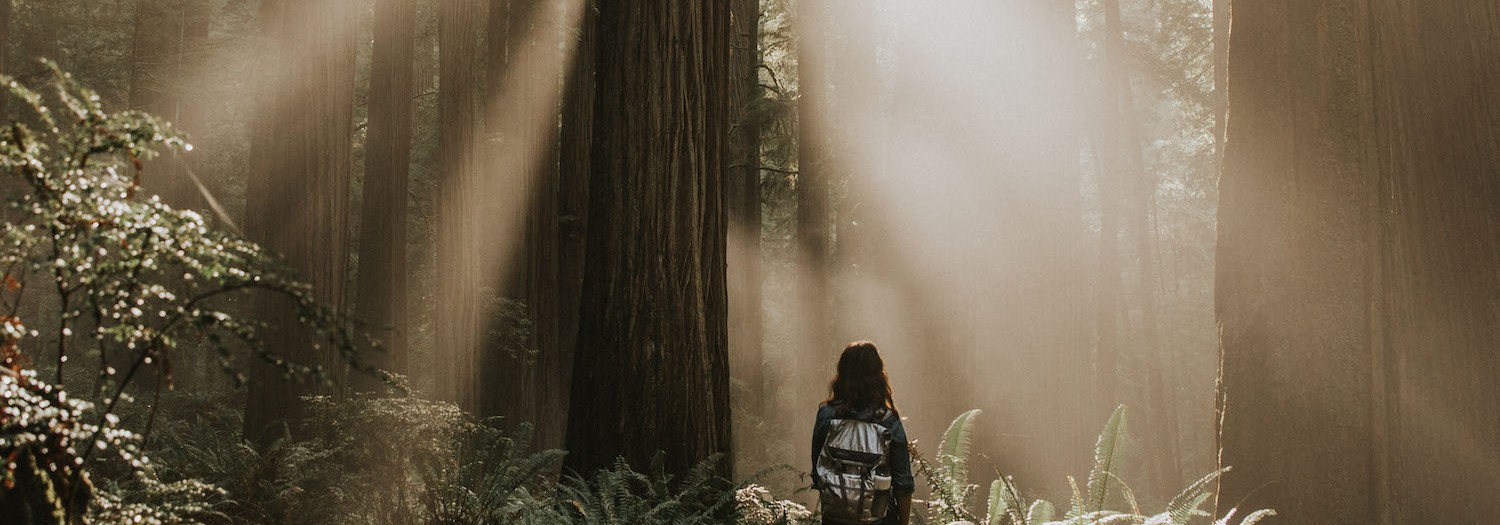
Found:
1155,467 -> 1228,525
988,475 -> 1030,525
939,409 -> 982,487
1104,471 -> 1140,516
1066,476 -> 1084,519
1212,507 -> 1277,525
1086,405 -> 1129,515
910,443 -> 979,524
1240,509 -> 1277,525
1027,499 -> 1056,524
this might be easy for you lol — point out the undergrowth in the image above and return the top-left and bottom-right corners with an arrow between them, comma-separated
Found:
912,406 -> 1275,525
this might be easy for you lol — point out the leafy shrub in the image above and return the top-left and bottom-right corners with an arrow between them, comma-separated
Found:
0,62 -> 366,524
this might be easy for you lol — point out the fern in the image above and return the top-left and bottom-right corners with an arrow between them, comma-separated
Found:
917,407 -> 1274,525
1066,476 -> 1085,520
553,455 -> 737,525
1211,507 -> 1277,525
1086,406 -> 1129,516
939,409 -> 982,489
987,475 -> 1030,525
911,443 -> 980,524
1027,500 -> 1055,523
1144,467 -> 1229,525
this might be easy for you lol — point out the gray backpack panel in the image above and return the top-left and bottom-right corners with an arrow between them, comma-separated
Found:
816,412 -> 894,524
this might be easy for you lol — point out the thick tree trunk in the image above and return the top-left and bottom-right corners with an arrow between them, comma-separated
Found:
1217,3 -> 1500,519
352,0 -> 415,392
129,0 -> 209,213
433,0 -> 486,412
481,0 -> 539,425
538,0 -> 595,451
1209,0 -> 1500,522
1365,1 -> 1500,522
564,0 -> 732,475
242,0 -> 357,445
1215,2 -> 1378,521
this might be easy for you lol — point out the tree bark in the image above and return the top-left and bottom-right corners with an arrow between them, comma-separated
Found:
242,0 -> 357,445
352,0 -> 416,392
538,0 -> 595,451
564,0 -> 732,475
1364,1 -> 1500,522
1206,0 -> 1481,523
480,0 -> 539,425
434,0 -> 487,412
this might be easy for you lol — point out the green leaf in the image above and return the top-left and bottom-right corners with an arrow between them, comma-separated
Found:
1087,405 -> 1129,515
939,409 -> 982,487
1027,499 -> 1056,524
1163,467 -> 1229,525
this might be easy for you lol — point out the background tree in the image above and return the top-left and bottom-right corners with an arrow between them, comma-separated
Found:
536,0 -> 596,451
240,0 -> 358,445
434,0 -> 486,412
727,0 -> 764,431
565,0 -> 733,475
353,0 -> 417,392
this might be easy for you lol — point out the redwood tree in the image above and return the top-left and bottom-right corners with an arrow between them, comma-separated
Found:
726,0 -> 763,420
564,1 -> 732,475
1216,1 -> 1500,522
433,0 -> 486,411
241,0 -> 357,444
541,0 -> 595,450
353,0 -> 416,391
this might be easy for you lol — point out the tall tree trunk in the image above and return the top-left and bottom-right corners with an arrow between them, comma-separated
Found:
1099,0 -> 1181,491
129,0 -> 210,213
1038,0 -> 1096,491
352,0 -> 416,392
433,0 -> 486,412
1092,75 -> 1122,427
534,0 -> 594,451
1214,1 -> 1380,518
480,0 -> 537,424
564,0 -> 732,475
726,0 -> 763,436
1365,0 -> 1500,522
794,0 -> 833,407
242,0 -> 357,445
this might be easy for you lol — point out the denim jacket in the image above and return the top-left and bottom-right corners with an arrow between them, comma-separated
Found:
812,403 -> 916,498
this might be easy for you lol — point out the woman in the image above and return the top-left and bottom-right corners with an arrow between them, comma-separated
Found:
812,341 -> 915,525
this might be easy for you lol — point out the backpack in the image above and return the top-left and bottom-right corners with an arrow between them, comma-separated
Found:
815,407 -> 895,524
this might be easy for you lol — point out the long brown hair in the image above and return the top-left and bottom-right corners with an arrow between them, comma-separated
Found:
825,340 -> 897,414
